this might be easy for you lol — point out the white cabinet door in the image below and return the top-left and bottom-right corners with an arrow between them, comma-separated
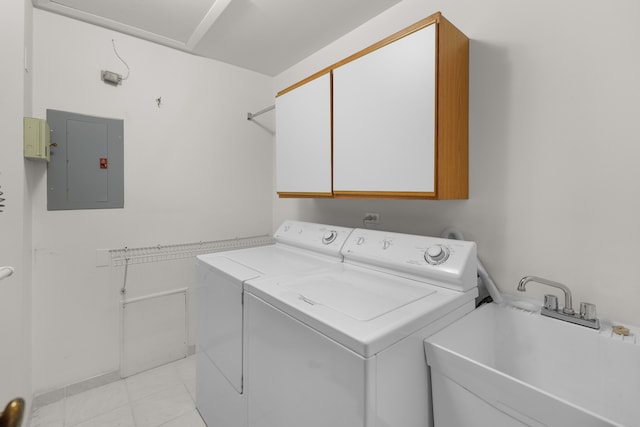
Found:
333,24 -> 436,193
276,73 -> 332,195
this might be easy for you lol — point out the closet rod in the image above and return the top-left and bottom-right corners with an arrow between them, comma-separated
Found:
247,104 -> 275,121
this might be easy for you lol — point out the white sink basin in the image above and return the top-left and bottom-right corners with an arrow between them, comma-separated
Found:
425,302 -> 640,427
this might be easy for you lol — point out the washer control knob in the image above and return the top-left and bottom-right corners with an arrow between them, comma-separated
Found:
356,237 -> 366,245
424,245 -> 449,264
322,230 -> 338,245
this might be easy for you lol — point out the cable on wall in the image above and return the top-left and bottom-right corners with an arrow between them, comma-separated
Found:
112,39 -> 130,80
440,226 -> 503,305
101,39 -> 130,86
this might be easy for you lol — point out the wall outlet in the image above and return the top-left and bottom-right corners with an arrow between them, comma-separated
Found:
364,212 -> 380,224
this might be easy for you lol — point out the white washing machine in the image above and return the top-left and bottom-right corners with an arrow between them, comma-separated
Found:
195,220 -> 354,427
244,228 -> 478,427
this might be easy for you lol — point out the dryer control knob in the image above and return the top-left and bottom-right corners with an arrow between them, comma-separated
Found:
424,245 -> 449,264
322,230 -> 338,245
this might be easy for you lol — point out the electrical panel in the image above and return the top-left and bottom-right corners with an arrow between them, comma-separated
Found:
24,117 -> 51,161
47,109 -> 124,210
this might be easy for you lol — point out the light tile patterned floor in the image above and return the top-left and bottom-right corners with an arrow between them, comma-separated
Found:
30,356 -> 205,427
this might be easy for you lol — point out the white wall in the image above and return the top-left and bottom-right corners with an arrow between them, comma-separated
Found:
274,0 -> 640,325
22,0 -> 640,398
0,0 -> 33,413
31,10 -> 274,393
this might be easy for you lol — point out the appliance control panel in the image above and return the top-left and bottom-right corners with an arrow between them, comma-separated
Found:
274,220 -> 354,256
342,228 -> 477,292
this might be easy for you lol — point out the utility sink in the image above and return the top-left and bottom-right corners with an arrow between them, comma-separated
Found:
425,302 -> 640,427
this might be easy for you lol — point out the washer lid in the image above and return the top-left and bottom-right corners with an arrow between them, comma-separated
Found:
246,263 -> 478,357
197,256 -> 262,283
282,268 -> 435,321
196,243 -> 342,280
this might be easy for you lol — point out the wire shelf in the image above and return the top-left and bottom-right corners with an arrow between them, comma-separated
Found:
110,235 -> 274,266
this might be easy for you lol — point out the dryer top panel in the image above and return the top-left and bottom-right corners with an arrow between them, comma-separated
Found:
341,228 -> 477,292
274,220 -> 354,258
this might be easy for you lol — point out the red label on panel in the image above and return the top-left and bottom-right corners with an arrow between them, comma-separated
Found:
100,158 -> 108,169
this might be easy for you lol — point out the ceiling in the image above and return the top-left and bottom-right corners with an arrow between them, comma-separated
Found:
33,0 -> 401,76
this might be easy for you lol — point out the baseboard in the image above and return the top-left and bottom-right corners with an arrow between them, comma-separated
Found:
33,349 -> 196,409
33,370 -> 120,409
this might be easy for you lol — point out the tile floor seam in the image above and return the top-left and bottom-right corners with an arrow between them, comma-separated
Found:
66,398 -> 131,427
154,404 -> 188,427
122,376 -> 139,427
131,382 -> 195,427
125,377 -> 185,404
30,356 -> 202,427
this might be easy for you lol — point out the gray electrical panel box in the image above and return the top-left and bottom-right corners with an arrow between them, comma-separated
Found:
47,109 -> 124,210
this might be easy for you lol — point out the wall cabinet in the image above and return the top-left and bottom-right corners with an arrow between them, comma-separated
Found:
276,73 -> 332,197
276,12 -> 468,200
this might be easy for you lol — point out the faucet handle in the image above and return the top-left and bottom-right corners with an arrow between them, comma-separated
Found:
580,302 -> 597,321
543,294 -> 558,311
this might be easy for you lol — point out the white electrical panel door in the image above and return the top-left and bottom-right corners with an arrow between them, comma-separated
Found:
276,73 -> 332,195
333,24 -> 436,193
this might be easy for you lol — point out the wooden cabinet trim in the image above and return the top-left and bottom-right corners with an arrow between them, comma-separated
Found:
434,15 -> 469,199
333,191 -> 437,200
330,70 -> 335,194
278,192 -> 334,198
277,69 -> 332,97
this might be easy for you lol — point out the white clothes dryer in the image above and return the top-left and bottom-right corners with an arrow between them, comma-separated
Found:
195,220 -> 354,427
244,228 -> 478,427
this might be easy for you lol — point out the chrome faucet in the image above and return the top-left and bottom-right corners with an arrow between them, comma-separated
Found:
518,276 -> 574,314
517,276 -> 599,329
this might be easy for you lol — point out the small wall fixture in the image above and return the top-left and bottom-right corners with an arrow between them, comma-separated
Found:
101,70 -> 122,86
102,39 -> 130,86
